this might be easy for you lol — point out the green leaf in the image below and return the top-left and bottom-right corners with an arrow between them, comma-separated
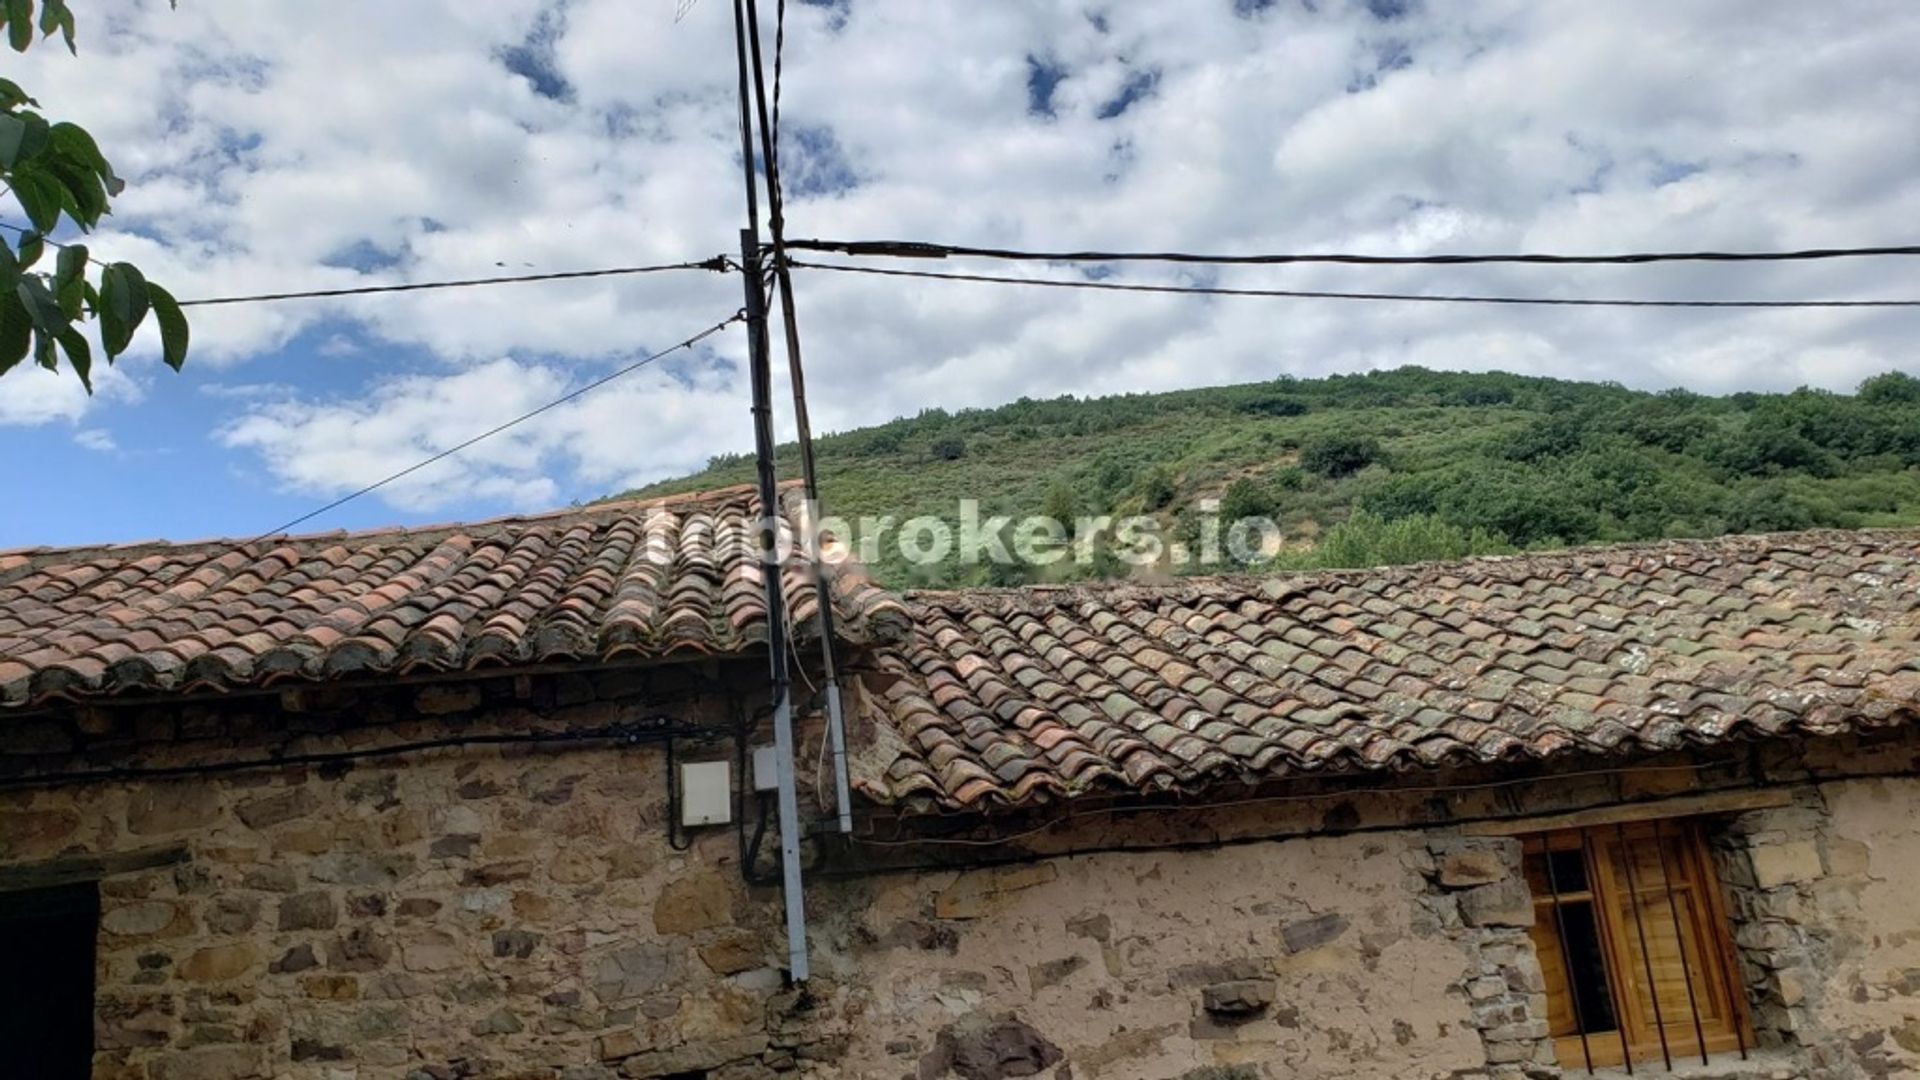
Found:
31,327 -> 55,371
14,228 -> 42,268
16,272 -> 66,337
55,323 -> 87,390
0,240 -> 16,294
46,155 -> 105,227
4,0 -> 32,53
10,166 -> 63,232
53,239 -> 83,285
0,290 -> 27,376
0,78 -> 38,110
147,281 -> 188,371
49,122 -> 120,196
99,261 -> 148,356
0,109 -> 47,167
37,0 -> 71,54
53,241 -> 84,318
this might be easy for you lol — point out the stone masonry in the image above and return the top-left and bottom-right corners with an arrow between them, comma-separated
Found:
6,668 -> 1920,1078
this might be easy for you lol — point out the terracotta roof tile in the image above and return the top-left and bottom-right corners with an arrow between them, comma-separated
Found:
0,484 -> 906,707
861,530 -> 1920,809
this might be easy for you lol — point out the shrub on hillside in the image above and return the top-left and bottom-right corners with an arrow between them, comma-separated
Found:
1299,433 -> 1384,478
1309,510 -> 1512,569
929,436 -> 967,461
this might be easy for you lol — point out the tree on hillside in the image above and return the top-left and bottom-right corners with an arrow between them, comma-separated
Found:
0,1 -> 187,391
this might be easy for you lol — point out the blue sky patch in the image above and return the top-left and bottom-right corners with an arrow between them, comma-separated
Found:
783,125 -> 861,197
1098,68 -> 1159,120
498,4 -> 575,103
1027,54 -> 1068,118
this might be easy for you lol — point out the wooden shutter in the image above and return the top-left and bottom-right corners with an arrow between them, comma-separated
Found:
1523,820 -> 1752,1072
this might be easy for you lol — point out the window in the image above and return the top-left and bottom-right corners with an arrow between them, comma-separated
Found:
1523,820 -> 1752,1073
0,883 -> 100,1080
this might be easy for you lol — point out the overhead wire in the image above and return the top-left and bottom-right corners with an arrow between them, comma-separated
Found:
787,237 -> 1920,267
178,257 -> 733,308
0,220 -> 734,307
248,310 -> 745,541
788,259 -> 1920,309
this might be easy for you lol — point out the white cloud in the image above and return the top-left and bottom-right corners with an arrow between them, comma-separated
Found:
217,348 -> 748,511
4,0 -> 1917,513
74,429 -> 118,453
0,364 -> 142,426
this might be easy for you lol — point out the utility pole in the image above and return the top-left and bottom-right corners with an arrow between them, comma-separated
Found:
731,0 -> 809,983
741,0 -> 854,835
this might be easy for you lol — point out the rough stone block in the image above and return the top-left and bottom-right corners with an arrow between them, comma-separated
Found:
179,942 -> 257,983
127,785 -> 220,835
1438,849 -> 1509,888
1750,840 -> 1823,889
1281,912 -> 1350,953
594,944 -> 673,1002
278,890 -> 339,932
148,1045 -> 267,1080
653,871 -> 733,935
1201,979 -> 1274,1016
1460,881 -> 1533,928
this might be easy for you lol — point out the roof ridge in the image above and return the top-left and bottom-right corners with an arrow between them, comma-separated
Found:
0,481 -> 796,566
902,526 -> 1920,607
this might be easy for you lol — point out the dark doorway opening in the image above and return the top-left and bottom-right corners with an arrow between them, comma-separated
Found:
0,882 -> 100,1080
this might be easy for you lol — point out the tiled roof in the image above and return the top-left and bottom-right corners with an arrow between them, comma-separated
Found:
859,531 -> 1920,809
0,485 -> 906,708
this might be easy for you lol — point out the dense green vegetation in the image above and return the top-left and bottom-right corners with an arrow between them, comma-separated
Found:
614,368 -> 1920,588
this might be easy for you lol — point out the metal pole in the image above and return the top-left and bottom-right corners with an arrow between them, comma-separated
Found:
742,0 -> 853,834
731,0 -> 808,983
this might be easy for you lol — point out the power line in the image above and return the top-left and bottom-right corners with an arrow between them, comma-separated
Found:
248,310 -> 744,541
788,237 -> 1920,267
787,259 -> 1920,309
0,220 -> 734,307
180,257 -> 733,307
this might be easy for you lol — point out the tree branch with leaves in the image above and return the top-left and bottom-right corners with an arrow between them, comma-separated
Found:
0,0 -> 187,392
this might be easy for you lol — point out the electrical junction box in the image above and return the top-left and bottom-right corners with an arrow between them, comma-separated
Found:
679,761 -> 732,827
751,746 -> 780,793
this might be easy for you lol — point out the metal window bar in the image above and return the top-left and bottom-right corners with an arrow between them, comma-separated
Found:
1616,821 -> 1675,1071
1542,843 -> 1597,1074
1651,819 -> 1711,1066
1693,826 -> 1751,1062
1581,827 -> 1636,1075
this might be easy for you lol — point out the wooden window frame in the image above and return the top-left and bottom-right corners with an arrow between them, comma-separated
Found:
1523,819 -> 1753,1073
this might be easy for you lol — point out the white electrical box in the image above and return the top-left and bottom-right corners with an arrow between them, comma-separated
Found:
751,745 -> 780,792
679,761 -> 732,827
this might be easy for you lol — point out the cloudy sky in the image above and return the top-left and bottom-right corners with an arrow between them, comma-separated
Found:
2,0 -> 1916,548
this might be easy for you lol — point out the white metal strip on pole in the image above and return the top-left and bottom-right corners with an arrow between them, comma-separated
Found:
825,683 -> 852,834
769,694 -> 809,980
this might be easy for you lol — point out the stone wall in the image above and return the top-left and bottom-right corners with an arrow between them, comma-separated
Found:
1714,773 -> 1920,1080
4,670 -> 1920,1080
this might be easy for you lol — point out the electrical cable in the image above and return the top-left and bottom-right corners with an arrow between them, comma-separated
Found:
848,760 -> 1721,849
0,717 -> 701,791
178,257 -> 732,307
246,310 -> 744,542
788,237 -> 1920,267
772,0 -> 786,167
0,221 -> 733,306
789,259 -> 1920,309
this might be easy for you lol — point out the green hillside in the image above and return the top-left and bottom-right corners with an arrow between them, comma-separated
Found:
614,367 -> 1920,588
